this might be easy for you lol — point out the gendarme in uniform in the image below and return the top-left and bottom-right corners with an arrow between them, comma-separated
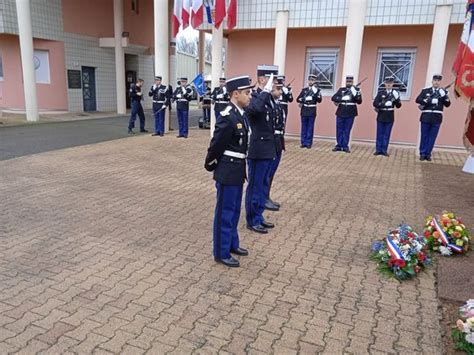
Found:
205,75 -> 254,268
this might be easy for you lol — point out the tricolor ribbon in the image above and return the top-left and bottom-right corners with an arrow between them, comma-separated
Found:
386,237 -> 405,261
433,217 -> 464,253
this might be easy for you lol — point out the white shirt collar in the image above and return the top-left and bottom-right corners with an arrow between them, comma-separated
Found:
233,102 -> 245,116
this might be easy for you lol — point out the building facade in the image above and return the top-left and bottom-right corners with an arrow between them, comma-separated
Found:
219,0 -> 467,148
0,0 -> 170,113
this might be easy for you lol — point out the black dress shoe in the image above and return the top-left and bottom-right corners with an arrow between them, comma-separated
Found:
269,198 -> 280,208
373,152 -> 381,156
140,129 -> 149,133
128,129 -> 135,134
306,145 -> 312,149
177,135 -> 183,138
426,155 -> 432,161
383,152 -> 390,157
419,155 -> 425,161
261,221 -> 275,229
332,147 -> 341,152
300,144 -> 306,148
264,200 -> 279,211
247,225 -> 268,234
152,133 -> 161,136
343,148 -> 351,153
214,257 -> 240,267
231,247 -> 249,256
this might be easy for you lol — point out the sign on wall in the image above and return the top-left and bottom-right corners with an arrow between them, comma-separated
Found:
67,70 -> 82,89
33,49 -> 50,84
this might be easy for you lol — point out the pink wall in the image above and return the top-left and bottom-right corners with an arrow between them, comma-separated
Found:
123,0 -> 154,47
226,24 -> 466,147
62,0 -> 114,38
0,34 -> 68,110
62,0 -> 154,48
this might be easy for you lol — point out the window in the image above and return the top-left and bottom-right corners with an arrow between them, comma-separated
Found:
374,49 -> 416,99
305,48 -> 339,94
131,0 -> 139,14
33,49 -> 50,84
0,55 -> 3,80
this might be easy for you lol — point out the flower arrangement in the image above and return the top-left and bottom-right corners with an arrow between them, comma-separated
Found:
423,212 -> 470,256
370,224 -> 431,280
452,299 -> 474,353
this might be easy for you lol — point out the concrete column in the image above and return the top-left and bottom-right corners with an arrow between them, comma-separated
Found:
15,0 -> 38,121
210,25 -> 224,136
198,30 -> 206,75
114,0 -> 126,114
167,43 -> 176,132
341,0 -> 367,85
417,4 -> 453,150
154,0 -> 170,131
273,10 -> 289,75
425,5 -> 453,86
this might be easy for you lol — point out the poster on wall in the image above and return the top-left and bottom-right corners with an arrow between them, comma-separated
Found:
34,49 -> 50,84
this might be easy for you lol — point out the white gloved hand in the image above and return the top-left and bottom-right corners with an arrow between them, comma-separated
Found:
305,96 -> 312,101
153,84 -> 157,90
311,86 -> 318,94
216,94 -> 224,99
431,98 -> 438,105
222,87 -> 227,94
392,90 -> 400,100
176,94 -> 182,99
137,92 -> 143,96
181,87 -> 186,94
350,86 -> 357,96
264,73 -> 274,92
341,95 -> 351,101
384,101 -> 392,107
282,87 -> 289,94
438,88 -> 447,97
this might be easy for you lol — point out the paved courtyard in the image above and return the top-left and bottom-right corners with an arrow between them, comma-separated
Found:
0,129 -> 471,354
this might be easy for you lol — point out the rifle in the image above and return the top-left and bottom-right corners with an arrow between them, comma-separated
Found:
342,76 -> 367,96
355,77 -> 368,88
418,81 -> 455,110
374,89 -> 399,113
286,78 -> 296,89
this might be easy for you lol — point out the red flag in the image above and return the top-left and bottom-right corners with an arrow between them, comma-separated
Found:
227,0 -> 237,30
182,0 -> 191,29
464,107 -> 474,149
453,7 -> 472,75
172,0 -> 183,38
214,0 -> 226,29
191,0 -> 203,28
455,2 -> 474,100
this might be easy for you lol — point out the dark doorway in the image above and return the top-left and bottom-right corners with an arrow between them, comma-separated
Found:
82,66 -> 97,112
126,70 -> 137,109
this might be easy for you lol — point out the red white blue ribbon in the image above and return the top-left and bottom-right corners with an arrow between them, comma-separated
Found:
433,217 -> 464,253
386,237 -> 405,260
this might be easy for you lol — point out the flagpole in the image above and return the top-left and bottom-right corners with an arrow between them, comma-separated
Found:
210,19 -> 224,137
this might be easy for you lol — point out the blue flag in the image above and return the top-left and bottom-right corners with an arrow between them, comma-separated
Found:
192,73 -> 206,96
204,0 -> 213,24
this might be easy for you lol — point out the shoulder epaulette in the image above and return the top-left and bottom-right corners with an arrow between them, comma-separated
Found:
220,105 -> 232,117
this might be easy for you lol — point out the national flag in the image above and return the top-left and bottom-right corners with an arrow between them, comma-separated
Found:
214,0 -> 226,29
182,0 -> 192,29
454,1 -> 474,99
191,0 -> 203,28
192,73 -> 206,96
464,107 -> 474,149
172,0 -> 183,38
227,0 -> 237,30
453,3 -> 474,75
204,0 -> 213,24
